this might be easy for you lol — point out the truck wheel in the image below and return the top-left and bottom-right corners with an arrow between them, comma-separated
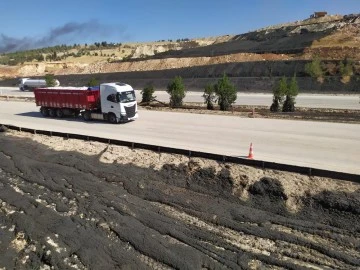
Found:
56,109 -> 64,118
49,109 -> 56,117
40,107 -> 49,117
74,110 -> 80,117
108,113 -> 118,124
83,111 -> 91,121
20,87 -> 24,91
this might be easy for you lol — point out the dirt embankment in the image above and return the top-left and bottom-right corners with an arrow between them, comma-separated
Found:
0,130 -> 359,269
2,52 -> 290,78
2,59 -> 360,92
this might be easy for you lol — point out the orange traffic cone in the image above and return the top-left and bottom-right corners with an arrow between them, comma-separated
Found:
247,143 -> 254,159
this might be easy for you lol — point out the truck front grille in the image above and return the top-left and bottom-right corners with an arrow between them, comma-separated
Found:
125,104 -> 136,118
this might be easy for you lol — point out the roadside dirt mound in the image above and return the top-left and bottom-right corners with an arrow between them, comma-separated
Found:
0,131 -> 359,269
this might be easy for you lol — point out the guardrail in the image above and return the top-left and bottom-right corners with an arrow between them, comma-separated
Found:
1,124 -> 359,183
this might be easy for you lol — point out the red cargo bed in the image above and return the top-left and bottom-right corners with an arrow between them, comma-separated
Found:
34,87 -> 100,110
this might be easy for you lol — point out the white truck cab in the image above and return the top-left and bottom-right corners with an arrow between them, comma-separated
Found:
96,82 -> 138,123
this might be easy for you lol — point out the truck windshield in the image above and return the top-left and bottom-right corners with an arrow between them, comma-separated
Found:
117,91 -> 136,103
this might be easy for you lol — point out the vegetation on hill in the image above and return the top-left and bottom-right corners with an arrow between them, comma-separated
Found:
0,42 -> 122,65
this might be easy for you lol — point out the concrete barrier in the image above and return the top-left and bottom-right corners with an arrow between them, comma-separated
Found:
1,123 -> 359,183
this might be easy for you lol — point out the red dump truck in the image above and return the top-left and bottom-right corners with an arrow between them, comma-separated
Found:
34,82 -> 138,123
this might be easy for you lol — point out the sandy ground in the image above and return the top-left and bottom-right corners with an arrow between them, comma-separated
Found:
0,129 -> 359,269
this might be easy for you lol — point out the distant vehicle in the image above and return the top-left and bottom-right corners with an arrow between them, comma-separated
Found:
18,78 -> 60,91
34,82 -> 138,124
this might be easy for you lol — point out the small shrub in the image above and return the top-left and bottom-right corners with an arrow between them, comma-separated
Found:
270,77 -> 287,112
305,57 -> 324,82
45,74 -> 57,87
340,58 -> 354,84
270,76 -> 299,112
214,74 -> 237,111
87,77 -> 99,87
167,76 -> 186,107
202,83 -> 216,110
270,97 -> 281,112
282,75 -> 299,112
282,96 -> 296,112
141,85 -> 156,103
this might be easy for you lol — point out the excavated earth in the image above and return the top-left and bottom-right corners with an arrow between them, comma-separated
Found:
0,130 -> 359,269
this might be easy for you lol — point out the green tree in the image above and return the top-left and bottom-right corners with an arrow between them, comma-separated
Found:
305,57 -> 323,81
167,76 -> 186,107
141,84 -> 156,103
214,74 -> 237,111
270,76 -> 287,112
202,83 -> 216,110
45,74 -> 57,87
87,77 -> 99,87
282,75 -> 299,112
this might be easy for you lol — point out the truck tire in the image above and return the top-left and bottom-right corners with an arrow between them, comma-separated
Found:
56,109 -> 64,118
83,111 -> 91,121
40,107 -> 49,117
108,113 -> 118,124
20,87 -> 24,91
74,110 -> 80,117
49,109 -> 56,117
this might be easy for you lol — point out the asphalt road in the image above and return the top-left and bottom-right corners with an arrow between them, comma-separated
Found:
1,87 -> 359,110
1,101 -> 359,174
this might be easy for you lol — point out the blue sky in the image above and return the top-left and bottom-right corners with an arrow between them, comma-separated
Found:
0,0 -> 359,52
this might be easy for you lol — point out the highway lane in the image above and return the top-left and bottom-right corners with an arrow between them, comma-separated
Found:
1,101 -> 359,174
1,87 -> 359,110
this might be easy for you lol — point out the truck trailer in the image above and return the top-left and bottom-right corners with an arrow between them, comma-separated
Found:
19,78 -> 60,91
34,82 -> 138,123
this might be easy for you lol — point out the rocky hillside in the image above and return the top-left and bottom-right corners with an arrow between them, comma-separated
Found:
0,13 -> 359,92
153,14 -> 360,59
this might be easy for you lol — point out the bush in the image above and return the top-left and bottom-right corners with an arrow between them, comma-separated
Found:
282,75 -> 299,112
202,83 -> 216,110
305,57 -> 324,82
282,96 -> 295,112
167,76 -> 186,107
270,76 -> 299,112
141,85 -> 156,103
270,97 -> 281,112
340,58 -> 354,84
340,58 -> 354,77
270,77 -> 287,112
214,74 -> 237,111
45,74 -> 57,87
87,77 -> 99,87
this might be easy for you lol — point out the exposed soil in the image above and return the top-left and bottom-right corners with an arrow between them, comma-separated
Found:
0,130 -> 359,269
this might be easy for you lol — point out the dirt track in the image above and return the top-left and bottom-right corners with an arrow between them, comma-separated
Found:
0,130 -> 359,269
